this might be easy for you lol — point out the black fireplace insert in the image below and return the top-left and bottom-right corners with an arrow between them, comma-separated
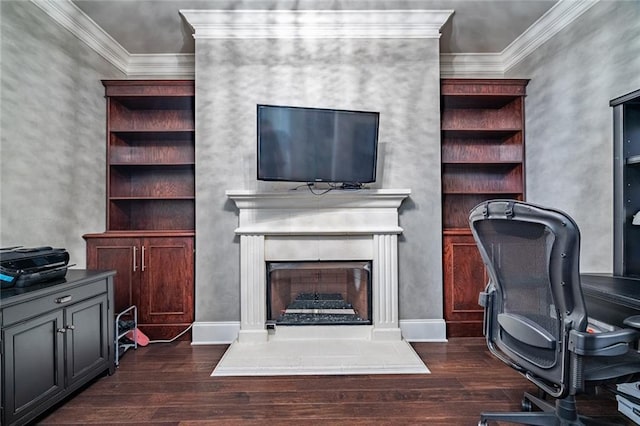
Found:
266,261 -> 372,326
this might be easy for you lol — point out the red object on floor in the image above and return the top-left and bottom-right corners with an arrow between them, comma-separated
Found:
125,328 -> 150,346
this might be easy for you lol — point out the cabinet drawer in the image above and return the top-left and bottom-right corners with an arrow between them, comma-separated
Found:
2,279 -> 108,326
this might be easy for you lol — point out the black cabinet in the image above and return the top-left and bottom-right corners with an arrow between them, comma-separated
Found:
1,270 -> 115,426
611,89 -> 640,278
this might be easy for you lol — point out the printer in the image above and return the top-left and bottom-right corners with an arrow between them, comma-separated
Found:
0,246 -> 70,289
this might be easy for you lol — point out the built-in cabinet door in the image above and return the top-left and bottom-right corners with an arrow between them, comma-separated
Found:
86,235 -> 194,339
3,310 -> 65,424
443,233 -> 488,337
141,237 -> 194,326
65,294 -> 110,387
86,238 -> 138,313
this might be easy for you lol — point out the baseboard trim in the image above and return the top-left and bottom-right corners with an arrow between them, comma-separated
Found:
191,319 -> 447,344
400,319 -> 448,342
191,321 -> 240,345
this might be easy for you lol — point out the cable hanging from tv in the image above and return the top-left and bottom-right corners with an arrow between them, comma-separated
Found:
291,181 -> 367,195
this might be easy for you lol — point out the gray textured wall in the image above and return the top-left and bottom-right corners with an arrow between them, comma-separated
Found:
507,1 -> 640,273
0,2 -> 124,266
194,38 -> 443,322
7,1 -> 635,326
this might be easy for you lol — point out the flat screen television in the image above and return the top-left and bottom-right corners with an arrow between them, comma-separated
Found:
257,104 -> 379,185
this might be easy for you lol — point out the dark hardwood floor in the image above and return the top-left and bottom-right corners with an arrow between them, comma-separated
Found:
37,337 -> 633,425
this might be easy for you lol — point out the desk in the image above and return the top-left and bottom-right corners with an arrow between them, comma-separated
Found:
581,273 -> 640,329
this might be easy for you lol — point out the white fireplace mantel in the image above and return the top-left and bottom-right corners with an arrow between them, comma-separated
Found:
226,188 -> 411,343
226,188 -> 410,236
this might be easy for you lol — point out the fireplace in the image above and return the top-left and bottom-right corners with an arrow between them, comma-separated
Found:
227,188 -> 410,343
267,261 -> 372,326
213,189 -> 431,376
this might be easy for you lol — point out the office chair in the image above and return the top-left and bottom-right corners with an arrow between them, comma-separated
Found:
469,200 -> 640,426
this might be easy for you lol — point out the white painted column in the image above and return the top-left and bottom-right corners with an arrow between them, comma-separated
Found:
238,234 -> 268,342
371,233 -> 401,340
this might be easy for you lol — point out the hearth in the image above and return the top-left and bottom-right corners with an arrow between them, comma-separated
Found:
267,261 -> 371,326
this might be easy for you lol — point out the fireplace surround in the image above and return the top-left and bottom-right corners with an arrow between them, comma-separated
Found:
227,188 -> 410,343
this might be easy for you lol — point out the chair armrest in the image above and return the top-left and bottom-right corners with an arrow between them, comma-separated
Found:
569,328 -> 640,356
623,315 -> 640,329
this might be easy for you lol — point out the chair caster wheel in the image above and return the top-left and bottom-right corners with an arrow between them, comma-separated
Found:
521,398 -> 532,411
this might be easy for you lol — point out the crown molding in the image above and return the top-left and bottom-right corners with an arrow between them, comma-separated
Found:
440,0 -> 599,77
127,54 -> 195,77
501,0 -> 599,73
439,53 -> 504,78
30,0 -> 129,74
30,0 -> 598,78
179,9 -> 454,39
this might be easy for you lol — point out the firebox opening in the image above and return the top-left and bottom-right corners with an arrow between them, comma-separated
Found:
266,261 -> 372,326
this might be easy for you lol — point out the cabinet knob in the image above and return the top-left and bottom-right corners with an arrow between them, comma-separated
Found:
57,328 -> 67,334
66,325 -> 75,331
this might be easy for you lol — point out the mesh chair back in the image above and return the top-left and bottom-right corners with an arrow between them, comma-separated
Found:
469,200 -> 588,396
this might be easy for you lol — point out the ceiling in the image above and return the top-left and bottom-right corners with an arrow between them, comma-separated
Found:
71,0 -> 558,55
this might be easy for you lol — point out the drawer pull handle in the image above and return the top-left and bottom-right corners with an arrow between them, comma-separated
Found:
55,295 -> 72,304
133,246 -> 138,272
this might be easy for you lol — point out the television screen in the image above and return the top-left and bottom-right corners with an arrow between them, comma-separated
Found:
257,104 -> 379,184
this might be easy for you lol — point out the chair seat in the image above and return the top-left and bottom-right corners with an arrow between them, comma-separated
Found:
585,351 -> 640,382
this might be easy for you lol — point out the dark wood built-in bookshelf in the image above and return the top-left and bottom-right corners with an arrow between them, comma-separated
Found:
105,82 -> 195,232
84,80 -> 195,340
611,88 -> 640,278
441,79 -> 528,337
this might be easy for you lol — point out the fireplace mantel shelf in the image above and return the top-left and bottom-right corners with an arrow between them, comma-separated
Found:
226,188 -> 411,209
227,188 -> 411,235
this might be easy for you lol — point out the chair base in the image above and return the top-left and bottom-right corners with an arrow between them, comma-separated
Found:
479,392 -> 622,426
